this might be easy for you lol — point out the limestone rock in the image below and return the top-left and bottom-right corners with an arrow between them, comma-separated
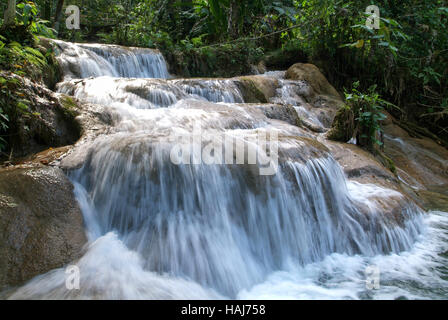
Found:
285,63 -> 340,99
235,76 -> 279,103
0,166 -> 87,291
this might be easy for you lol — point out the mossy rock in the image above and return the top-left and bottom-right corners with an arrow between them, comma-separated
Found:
59,95 -> 79,117
37,38 -> 63,89
375,151 -> 397,175
328,106 -> 397,175
237,79 -> 268,103
327,105 -> 355,142
285,63 -> 341,99
236,76 -> 279,103
1,73 -> 82,159
58,95 -> 82,136
41,52 -> 63,90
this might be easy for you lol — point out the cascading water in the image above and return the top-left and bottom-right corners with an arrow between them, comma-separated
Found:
7,41 -> 448,299
52,40 -> 170,79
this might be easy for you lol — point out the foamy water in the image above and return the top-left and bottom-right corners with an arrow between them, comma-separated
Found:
8,210 -> 448,299
239,212 -> 448,300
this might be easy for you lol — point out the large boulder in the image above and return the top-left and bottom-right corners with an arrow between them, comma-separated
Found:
282,64 -> 344,133
0,165 -> 87,291
327,105 -> 354,142
285,63 -> 340,99
235,75 -> 279,103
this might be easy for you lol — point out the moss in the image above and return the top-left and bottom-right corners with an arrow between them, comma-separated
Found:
58,95 -> 82,136
41,52 -> 62,90
374,151 -> 397,175
295,116 -> 302,127
382,154 -> 397,174
59,95 -> 78,115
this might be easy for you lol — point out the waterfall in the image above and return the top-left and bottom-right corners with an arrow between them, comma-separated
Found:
53,40 -> 170,79
8,40 -> 448,300
66,146 -> 423,297
172,79 -> 245,103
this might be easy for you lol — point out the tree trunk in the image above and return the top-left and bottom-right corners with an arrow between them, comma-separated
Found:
3,0 -> 16,27
53,0 -> 65,33
227,0 -> 239,39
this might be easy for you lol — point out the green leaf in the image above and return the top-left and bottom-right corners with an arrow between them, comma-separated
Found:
17,102 -> 29,112
0,113 -> 9,122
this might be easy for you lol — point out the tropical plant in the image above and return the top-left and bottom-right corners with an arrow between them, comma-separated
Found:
344,81 -> 396,150
0,74 -> 30,152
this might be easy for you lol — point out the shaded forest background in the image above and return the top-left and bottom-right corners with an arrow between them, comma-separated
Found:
0,0 -> 447,154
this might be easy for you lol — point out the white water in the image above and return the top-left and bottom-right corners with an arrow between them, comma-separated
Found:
52,40 -> 170,79
240,212 -> 448,300
7,41 -> 448,300
8,210 -> 448,300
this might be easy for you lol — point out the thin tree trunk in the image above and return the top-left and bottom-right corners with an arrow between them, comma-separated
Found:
3,0 -> 16,27
53,0 -> 65,33
227,0 -> 239,39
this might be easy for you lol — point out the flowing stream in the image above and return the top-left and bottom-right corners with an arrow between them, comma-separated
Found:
8,41 -> 448,299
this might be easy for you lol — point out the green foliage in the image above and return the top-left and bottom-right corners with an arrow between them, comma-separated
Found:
0,1 -> 59,153
0,35 -> 48,78
283,0 -> 448,143
1,0 -> 447,146
0,75 -> 29,152
168,40 -> 265,78
344,81 -> 395,150
16,1 -> 56,40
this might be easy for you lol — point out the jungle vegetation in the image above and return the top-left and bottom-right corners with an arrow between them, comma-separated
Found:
0,0 -> 447,153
